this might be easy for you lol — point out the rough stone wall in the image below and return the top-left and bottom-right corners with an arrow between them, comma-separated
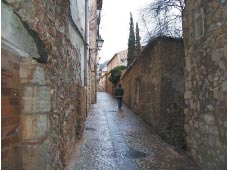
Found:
2,0 -> 87,169
106,73 -> 114,94
159,39 -> 185,146
121,58 -> 144,110
121,38 -> 185,146
183,1 -> 227,169
99,73 -> 107,91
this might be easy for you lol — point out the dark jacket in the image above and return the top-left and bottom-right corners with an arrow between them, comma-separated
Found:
115,87 -> 124,97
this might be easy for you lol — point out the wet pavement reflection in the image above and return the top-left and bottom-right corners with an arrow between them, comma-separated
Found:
74,92 -> 200,170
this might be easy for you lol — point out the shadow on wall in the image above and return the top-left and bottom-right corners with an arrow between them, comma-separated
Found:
121,37 -> 185,147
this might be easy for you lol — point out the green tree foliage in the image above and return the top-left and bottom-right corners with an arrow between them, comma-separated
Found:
135,22 -> 142,57
108,65 -> 127,85
127,12 -> 136,67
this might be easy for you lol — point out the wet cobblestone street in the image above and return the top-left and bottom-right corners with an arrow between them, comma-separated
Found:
73,92 -> 200,170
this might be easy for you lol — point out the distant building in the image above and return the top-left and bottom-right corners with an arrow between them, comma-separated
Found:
99,49 -> 128,93
106,49 -> 127,93
107,49 -> 128,72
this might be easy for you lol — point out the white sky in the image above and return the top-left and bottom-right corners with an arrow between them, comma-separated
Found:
99,0 -> 151,63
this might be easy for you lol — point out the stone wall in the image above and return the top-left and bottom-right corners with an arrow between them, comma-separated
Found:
99,73 -> 108,91
107,50 -> 128,72
121,37 -> 185,146
106,73 -> 114,94
183,0 -> 227,169
2,0 -> 87,169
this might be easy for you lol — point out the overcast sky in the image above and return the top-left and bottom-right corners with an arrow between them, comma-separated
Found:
99,0 -> 151,63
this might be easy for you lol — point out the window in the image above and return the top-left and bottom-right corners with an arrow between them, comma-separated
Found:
136,78 -> 140,105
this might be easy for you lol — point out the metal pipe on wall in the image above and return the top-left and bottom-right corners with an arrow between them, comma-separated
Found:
84,0 -> 90,86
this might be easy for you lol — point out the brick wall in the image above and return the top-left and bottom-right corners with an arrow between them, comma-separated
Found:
1,49 -> 22,170
183,1 -> 227,169
121,37 -> 185,146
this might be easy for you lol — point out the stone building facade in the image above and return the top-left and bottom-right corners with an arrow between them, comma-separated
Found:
88,0 -> 103,104
121,37 -> 185,146
1,0 -> 101,169
104,49 -> 128,93
99,72 -> 108,91
183,0 -> 227,169
107,49 -> 128,72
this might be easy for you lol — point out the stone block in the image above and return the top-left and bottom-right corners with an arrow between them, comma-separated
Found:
224,121 -> 227,128
184,108 -> 189,115
189,99 -> 194,109
196,102 -> 200,111
33,67 -> 46,85
2,145 -> 22,169
21,85 -> 50,113
21,141 -> 48,170
21,146 -> 37,170
203,114 -> 215,125
37,86 -> 51,113
1,2 -> 40,59
194,121 -> 199,128
208,126 -> 218,135
208,136 -> 215,147
212,49 -> 225,69
20,64 -> 35,81
215,34 -> 226,49
2,138 -> 10,149
184,124 -> 190,133
20,64 -> 46,85
222,80 -> 227,92
184,91 -> 192,99
213,87 -> 219,99
185,57 -> 191,71
224,5 -> 227,19
224,45 -> 227,65
22,86 -> 37,113
20,114 -> 48,141
207,105 -> 214,111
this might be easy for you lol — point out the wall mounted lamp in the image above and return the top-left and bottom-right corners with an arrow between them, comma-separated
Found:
89,36 -> 104,54
89,36 -> 104,67
96,36 -> 104,50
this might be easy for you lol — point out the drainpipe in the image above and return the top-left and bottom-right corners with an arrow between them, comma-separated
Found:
84,0 -> 89,86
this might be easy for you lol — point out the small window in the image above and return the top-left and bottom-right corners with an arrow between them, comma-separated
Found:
194,8 -> 204,39
136,78 -> 140,105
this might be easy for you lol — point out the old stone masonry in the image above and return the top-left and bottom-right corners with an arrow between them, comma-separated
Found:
72,92 -> 200,170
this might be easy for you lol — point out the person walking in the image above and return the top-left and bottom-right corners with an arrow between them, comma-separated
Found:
115,84 -> 124,109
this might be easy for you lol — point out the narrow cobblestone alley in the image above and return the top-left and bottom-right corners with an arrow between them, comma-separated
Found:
72,92 -> 200,170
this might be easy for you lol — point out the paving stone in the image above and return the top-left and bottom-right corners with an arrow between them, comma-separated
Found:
73,92 -> 200,170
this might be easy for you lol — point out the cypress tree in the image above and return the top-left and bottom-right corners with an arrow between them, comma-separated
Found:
127,12 -> 136,67
135,22 -> 142,57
